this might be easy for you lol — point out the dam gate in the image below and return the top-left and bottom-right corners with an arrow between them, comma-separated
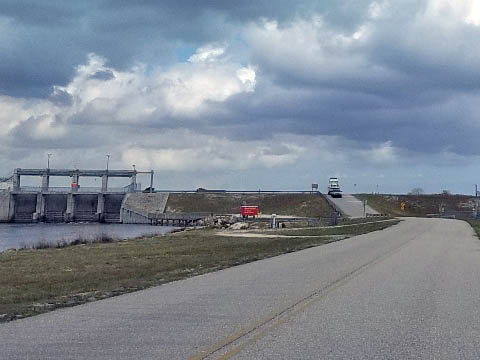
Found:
0,168 -> 153,223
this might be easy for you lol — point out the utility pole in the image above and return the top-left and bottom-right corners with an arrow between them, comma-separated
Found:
476,184 -> 479,218
150,170 -> 154,193
47,153 -> 52,170
106,154 -> 110,171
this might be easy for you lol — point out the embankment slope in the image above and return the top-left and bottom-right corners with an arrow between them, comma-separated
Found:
165,193 -> 332,217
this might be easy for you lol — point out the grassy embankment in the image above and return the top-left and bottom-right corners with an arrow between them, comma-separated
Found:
355,194 -> 475,217
166,193 -> 332,217
466,219 -> 480,239
0,219 -> 399,322
268,218 -> 399,236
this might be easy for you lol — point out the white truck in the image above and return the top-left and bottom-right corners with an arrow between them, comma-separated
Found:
328,177 -> 342,198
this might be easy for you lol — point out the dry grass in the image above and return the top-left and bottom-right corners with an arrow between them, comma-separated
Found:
356,194 -> 475,217
0,219 -> 398,322
466,219 -> 480,239
165,193 -> 332,217
265,219 -> 400,236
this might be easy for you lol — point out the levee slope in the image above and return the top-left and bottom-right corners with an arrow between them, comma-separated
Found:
328,194 -> 379,218
165,193 -> 331,217
121,193 -> 169,218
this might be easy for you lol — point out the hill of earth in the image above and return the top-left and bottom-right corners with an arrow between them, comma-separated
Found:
164,193 -> 332,218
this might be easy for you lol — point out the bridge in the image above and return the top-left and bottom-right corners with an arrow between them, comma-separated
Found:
0,168 -> 154,223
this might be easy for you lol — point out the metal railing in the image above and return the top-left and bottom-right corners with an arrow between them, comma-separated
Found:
16,186 -> 130,193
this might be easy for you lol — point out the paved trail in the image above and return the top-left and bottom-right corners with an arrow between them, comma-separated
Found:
1,218 -> 480,359
328,193 -> 379,218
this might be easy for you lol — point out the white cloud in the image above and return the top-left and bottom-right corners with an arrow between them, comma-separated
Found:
0,96 -> 63,139
362,141 -> 397,163
245,16 -> 394,87
188,45 -> 225,63
4,3 -> 480,194
368,1 -> 389,19
424,0 -> 480,26
158,61 -> 256,114
465,0 -> 480,25
121,134 -> 304,172
236,66 -> 256,91
26,114 -> 67,140
3,47 -> 257,142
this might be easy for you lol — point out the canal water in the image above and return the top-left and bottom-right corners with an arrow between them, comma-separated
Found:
0,223 -> 178,252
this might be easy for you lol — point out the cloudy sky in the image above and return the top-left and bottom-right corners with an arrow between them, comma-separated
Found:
1,0 -> 480,193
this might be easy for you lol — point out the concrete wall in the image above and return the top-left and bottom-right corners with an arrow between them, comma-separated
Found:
121,209 -> 151,224
0,192 -> 13,222
121,193 -> 169,217
2,192 -> 129,223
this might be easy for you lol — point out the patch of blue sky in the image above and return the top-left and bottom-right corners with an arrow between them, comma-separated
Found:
175,45 -> 196,62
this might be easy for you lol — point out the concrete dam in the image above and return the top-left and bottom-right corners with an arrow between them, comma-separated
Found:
0,168 -> 164,224
0,169 -> 336,225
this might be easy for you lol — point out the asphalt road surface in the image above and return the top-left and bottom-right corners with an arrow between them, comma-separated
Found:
328,193 -> 379,218
1,218 -> 480,359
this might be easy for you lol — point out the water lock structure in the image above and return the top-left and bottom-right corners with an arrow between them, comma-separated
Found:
0,168 -> 154,223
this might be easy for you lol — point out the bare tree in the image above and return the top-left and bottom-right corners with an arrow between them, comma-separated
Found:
409,187 -> 424,195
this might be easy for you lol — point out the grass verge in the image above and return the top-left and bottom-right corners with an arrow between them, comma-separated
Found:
355,193 -> 475,217
355,194 -> 414,216
0,219 -> 399,322
466,219 -> 480,238
264,219 -> 400,236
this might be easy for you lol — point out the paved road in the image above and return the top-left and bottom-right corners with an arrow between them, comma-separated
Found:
328,193 -> 379,218
1,218 -> 480,359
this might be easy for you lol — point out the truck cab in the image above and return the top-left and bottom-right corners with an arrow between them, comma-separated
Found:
328,177 -> 342,198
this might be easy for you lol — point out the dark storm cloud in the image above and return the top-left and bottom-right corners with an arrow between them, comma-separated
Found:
0,0 -> 87,26
201,69 -> 480,156
0,0 -> 318,98
224,1 -> 480,157
99,0 -> 360,24
3,0 -> 480,168
8,118 -> 124,150
0,0 -> 375,98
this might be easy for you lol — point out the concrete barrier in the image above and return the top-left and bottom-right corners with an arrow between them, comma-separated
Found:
0,192 -> 14,222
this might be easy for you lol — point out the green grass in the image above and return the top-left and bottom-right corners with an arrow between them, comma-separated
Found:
0,219 -> 399,322
466,219 -> 480,239
337,216 -> 394,226
355,194 -> 415,216
165,193 -> 332,217
355,194 -> 475,217
264,219 -> 400,236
